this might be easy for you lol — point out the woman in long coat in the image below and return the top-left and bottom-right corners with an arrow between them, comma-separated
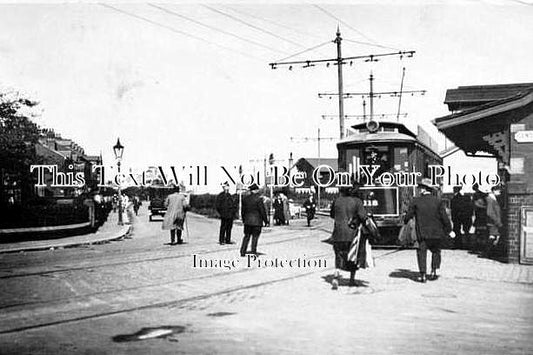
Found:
281,193 -> 290,225
329,186 -> 368,288
162,186 -> 189,245
273,195 -> 284,225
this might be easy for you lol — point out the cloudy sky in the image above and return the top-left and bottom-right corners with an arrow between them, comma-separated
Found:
0,0 -> 532,183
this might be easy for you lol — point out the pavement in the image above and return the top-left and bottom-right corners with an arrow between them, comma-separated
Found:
0,205 -> 531,354
0,210 -> 132,254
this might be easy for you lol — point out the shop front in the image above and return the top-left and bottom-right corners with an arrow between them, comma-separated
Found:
434,84 -> 533,263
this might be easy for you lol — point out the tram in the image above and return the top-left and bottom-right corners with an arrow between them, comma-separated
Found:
337,120 -> 442,244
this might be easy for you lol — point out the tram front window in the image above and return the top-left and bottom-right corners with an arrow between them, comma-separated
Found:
363,146 -> 391,176
393,147 -> 409,171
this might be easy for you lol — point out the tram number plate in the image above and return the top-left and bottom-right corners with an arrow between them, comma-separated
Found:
359,187 -> 399,216
363,200 -> 379,207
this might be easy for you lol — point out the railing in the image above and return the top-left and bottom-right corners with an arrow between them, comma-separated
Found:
0,204 -> 90,229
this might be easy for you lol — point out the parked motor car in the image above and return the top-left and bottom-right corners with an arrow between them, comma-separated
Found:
147,186 -> 174,221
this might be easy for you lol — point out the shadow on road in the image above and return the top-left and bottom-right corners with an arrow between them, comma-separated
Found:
321,274 -> 369,288
388,269 -> 420,282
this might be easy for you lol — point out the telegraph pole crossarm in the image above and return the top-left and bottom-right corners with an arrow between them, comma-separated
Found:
268,50 -> 415,69
318,89 -> 426,99
322,113 -> 408,120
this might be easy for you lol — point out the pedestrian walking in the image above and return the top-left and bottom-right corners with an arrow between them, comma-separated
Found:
216,181 -> 237,245
472,183 -> 488,251
112,194 -> 118,213
303,194 -> 316,227
450,185 -> 473,249
162,184 -> 190,245
281,193 -> 290,225
240,183 -> 269,257
329,186 -> 369,288
485,185 -> 503,258
404,178 -> 452,283
133,195 -> 141,216
273,193 -> 284,225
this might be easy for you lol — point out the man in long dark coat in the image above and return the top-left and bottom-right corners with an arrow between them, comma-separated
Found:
404,178 -> 452,283
472,183 -> 488,251
240,183 -> 269,257
303,194 -> 316,227
216,182 -> 237,244
485,185 -> 503,258
450,185 -> 473,249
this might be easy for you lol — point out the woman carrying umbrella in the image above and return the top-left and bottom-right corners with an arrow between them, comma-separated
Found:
329,185 -> 373,288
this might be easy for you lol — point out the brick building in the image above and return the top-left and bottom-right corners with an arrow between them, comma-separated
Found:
35,128 -> 102,198
434,83 -> 533,264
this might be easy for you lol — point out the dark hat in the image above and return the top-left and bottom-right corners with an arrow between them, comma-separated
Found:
249,183 -> 260,191
418,178 -> 435,191
339,186 -> 352,196
221,181 -> 230,187
350,180 -> 364,194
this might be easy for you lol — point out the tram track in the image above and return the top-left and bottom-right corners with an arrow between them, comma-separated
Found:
0,224 -> 328,280
0,245 -> 402,336
0,246 -> 333,311
0,255 -> 334,336
0,225 -> 331,310
0,216 -> 407,335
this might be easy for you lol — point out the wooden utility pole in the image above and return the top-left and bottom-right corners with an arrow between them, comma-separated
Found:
335,28 -> 345,139
291,128 -> 336,210
269,29 -> 416,139
369,72 -> 374,121
397,67 -> 406,122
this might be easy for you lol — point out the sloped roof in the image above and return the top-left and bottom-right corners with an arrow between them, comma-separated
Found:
444,82 -> 533,109
337,131 -> 416,145
35,143 -> 67,164
338,121 -> 418,146
434,90 -> 533,129
292,158 -> 338,171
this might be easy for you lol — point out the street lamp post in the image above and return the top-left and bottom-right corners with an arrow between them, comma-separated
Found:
113,138 -> 124,225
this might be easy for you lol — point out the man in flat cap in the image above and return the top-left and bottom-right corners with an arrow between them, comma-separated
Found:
240,183 -> 269,257
404,178 -> 452,283
216,181 -> 237,245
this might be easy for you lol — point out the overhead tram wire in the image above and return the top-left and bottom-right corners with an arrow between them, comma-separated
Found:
269,28 -> 415,139
222,5 -> 322,40
221,5 -> 331,57
148,4 -> 290,55
99,4 -> 263,62
221,5 -> 332,49
312,5 -> 378,46
202,5 -> 305,49
274,41 -> 332,63
343,38 -> 401,52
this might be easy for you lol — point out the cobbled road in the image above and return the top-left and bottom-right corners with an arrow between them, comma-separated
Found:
0,205 -> 531,354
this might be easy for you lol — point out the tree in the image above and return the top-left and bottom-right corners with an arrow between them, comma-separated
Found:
0,90 -> 41,204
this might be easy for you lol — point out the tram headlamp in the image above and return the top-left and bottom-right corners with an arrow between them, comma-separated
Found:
366,120 -> 380,133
